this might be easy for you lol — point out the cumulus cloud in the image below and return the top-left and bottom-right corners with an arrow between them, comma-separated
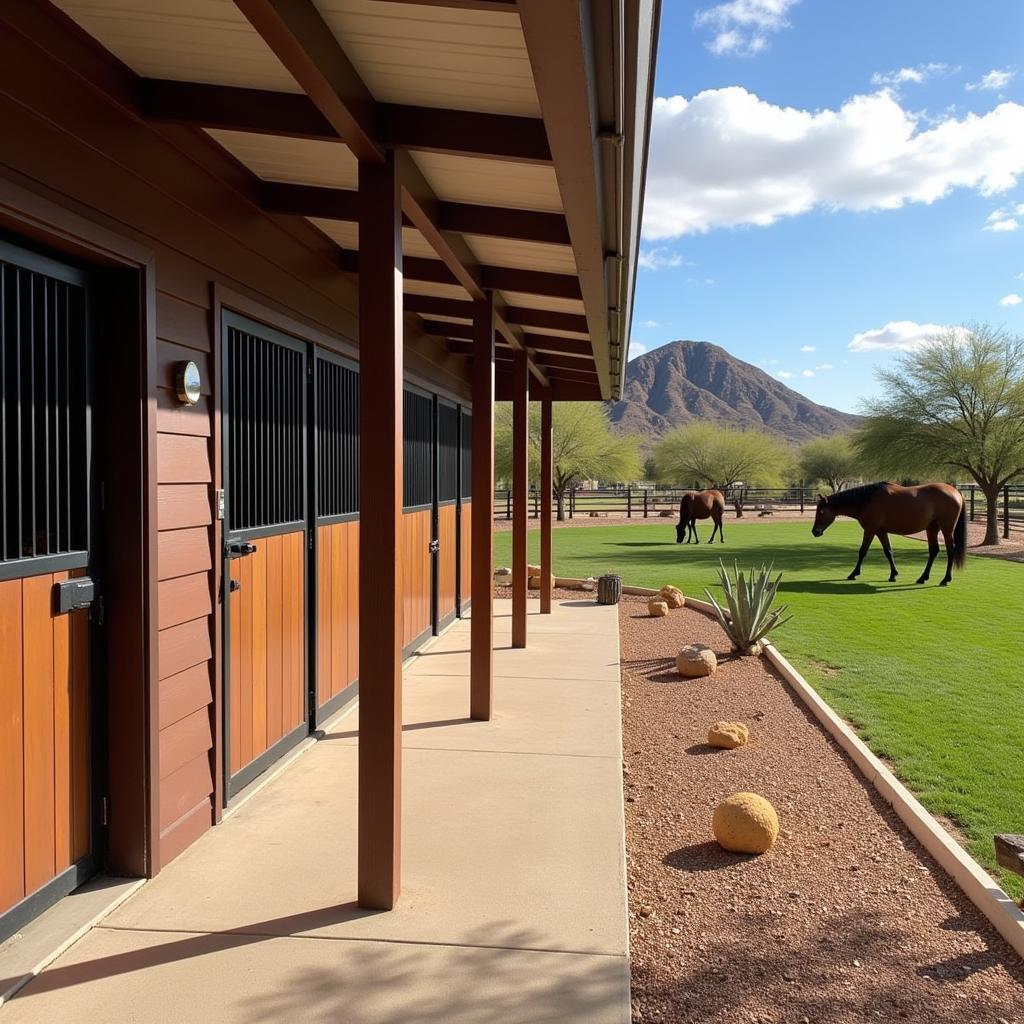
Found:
628,341 -> 647,357
801,369 -> 815,377
966,68 -> 1016,92
999,293 -> 1022,307
816,363 -> 834,370
848,320 -> 950,352
637,247 -> 684,270
871,63 -> 955,89
800,344 -> 816,352
639,319 -> 660,328
694,0 -> 798,57
775,370 -> 794,380
643,87 -> 1024,238
984,204 -> 1024,232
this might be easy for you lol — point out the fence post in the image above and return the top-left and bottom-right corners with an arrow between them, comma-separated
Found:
626,487 -> 632,519
532,486 -> 538,520
970,485 -> 975,521
799,481 -> 804,515
1004,485 -> 1010,539
506,489 -> 511,521
643,491 -> 648,518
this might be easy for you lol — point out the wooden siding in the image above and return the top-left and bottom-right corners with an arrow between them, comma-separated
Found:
438,503 -> 458,621
400,509 -> 432,648
316,520 -> 359,709
0,571 -> 90,918
460,500 -> 472,609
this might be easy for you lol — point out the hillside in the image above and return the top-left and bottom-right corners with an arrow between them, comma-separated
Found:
610,340 -> 861,443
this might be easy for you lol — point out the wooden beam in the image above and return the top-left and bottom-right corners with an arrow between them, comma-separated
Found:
471,293 -> 496,721
482,266 -> 583,301
447,340 -> 513,359
233,0 -> 383,162
403,296 -> 590,337
365,0 -> 516,11
260,183 -> 570,244
544,366 -> 600,385
357,151 -> 403,910
532,351 -> 597,371
511,349 -> 529,649
540,391 -> 553,615
140,79 -> 552,163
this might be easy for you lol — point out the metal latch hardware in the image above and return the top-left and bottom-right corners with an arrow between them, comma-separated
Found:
225,541 -> 258,560
56,577 -> 96,614
429,539 -> 440,554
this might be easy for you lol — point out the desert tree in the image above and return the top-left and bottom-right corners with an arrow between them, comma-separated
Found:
495,402 -> 642,521
651,423 -> 789,516
797,434 -> 862,493
854,323 -> 1024,545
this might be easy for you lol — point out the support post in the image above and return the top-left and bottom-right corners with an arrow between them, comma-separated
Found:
357,152 -> 403,911
540,391 -> 553,614
511,349 -> 529,648
1004,485 -> 1010,539
470,292 -> 496,720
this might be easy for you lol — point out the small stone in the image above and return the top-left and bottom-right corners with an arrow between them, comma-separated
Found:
707,721 -> 749,749
659,585 -> 685,608
647,599 -> 669,617
494,566 -> 512,576
713,793 -> 780,854
671,927 -> 680,935
639,904 -> 654,917
853,959 -> 861,968
676,644 -> 717,678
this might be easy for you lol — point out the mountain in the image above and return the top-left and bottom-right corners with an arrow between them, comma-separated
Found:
610,340 -> 861,443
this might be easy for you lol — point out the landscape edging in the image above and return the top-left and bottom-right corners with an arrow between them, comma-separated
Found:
591,577 -> 1024,960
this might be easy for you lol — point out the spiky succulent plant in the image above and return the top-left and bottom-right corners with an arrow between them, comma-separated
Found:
705,561 -> 792,655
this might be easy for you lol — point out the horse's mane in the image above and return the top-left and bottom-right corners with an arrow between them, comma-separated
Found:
826,481 -> 890,507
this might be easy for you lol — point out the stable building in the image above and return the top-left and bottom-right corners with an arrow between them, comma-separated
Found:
0,0 -> 658,940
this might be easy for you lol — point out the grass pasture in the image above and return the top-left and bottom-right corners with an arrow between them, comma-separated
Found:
493,518 -> 1024,896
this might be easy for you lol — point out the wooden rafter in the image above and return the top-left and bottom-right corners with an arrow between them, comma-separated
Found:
402,295 -> 589,336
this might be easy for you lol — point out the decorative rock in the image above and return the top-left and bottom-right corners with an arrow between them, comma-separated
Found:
527,564 -> 541,577
580,577 -> 596,592
712,792 -> 780,854
494,567 -> 512,576
675,644 -> 717,678
707,721 -> 749,749
647,599 -> 669,617
659,585 -> 685,609
528,573 -> 555,590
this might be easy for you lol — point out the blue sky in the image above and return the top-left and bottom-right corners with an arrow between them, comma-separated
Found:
631,0 -> 1024,412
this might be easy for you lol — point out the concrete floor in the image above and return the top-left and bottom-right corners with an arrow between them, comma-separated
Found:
1,599 -> 629,1023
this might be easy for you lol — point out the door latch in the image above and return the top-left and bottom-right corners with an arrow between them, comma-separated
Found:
225,541 -> 258,559
428,539 -> 440,554
55,577 -> 95,614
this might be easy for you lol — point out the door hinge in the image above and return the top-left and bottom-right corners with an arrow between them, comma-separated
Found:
215,489 -> 226,521
101,796 -> 109,827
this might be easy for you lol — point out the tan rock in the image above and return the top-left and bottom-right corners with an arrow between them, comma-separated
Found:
659,585 -> 685,609
494,566 -> 512,576
707,721 -> 749,749
675,644 -> 717,678
528,573 -> 555,590
647,599 -> 669,617
527,564 -> 542,577
712,792 -> 780,854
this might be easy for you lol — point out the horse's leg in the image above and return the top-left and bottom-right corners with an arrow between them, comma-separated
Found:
939,521 -> 955,586
877,532 -> 898,582
691,517 -> 700,544
718,512 -> 725,543
686,518 -> 695,544
708,515 -> 719,543
917,523 -> 940,584
848,529 -> 874,580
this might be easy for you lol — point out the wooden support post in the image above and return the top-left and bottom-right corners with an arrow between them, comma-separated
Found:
357,151 -> 403,911
540,391 -> 553,614
470,292 -> 495,721
511,349 -> 529,648
1004,485 -> 1010,539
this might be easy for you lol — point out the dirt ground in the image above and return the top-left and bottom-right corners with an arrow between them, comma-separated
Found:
618,594 -> 1024,1024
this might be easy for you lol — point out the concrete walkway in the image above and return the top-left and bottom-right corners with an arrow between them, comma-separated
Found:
1,600 -> 629,1023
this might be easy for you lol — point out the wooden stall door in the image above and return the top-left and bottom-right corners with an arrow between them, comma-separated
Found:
402,387 -> 436,655
223,314 -> 308,798
1,243 -> 99,943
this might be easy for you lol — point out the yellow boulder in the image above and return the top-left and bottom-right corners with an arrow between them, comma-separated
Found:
647,599 -> 669,617
675,644 -> 717,678
707,722 -> 749,749
528,573 -> 555,590
527,564 -> 542,578
712,793 -> 779,854
659,585 -> 685,608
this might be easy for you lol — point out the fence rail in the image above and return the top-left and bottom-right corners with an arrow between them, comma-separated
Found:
494,484 -> 1024,538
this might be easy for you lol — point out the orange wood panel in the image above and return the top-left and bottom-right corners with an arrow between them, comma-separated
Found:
461,501 -> 472,607
283,532 -> 298,727
158,572 -> 213,631
331,522 -> 346,699
239,554 -> 253,769
70,601 -> 90,863
52,572 -> 73,873
159,752 -> 214,833
158,526 -> 212,581
293,532 -> 305,726
158,617 -> 212,680
22,574 -> 56,894
158,434 -> 212,485
0,580 -> 25,913
346,521 -> 359,687
317,524 -> 331,708
265,534 -> 284,746
251,540 -> 268,758
159,707 -> 213,781
160,662 -> 213,731
438,504 -> 457,619
228,564 -> 242,776
158,484 -> 212,531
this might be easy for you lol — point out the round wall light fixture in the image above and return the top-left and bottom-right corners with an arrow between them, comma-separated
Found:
175,360 -> 202,406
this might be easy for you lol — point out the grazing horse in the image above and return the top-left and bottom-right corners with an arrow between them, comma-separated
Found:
811,482 -> 966,586
676,489 -> 726,544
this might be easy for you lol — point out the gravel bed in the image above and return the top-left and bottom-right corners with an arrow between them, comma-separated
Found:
618,594 -> 1024,1023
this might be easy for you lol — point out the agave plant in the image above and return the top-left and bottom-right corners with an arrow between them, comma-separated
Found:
705,560 -> 792,655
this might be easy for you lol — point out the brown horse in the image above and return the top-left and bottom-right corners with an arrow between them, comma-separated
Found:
811,482 -> 966,586
676,489 -> 726,544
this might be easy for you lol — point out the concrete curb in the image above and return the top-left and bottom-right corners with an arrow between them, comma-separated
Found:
612,580 -> 1024,960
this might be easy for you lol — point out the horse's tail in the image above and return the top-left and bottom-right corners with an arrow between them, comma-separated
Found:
953,502 -> 967,570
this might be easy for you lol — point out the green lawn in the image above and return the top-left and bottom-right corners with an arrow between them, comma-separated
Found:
494,518 -> 1024,897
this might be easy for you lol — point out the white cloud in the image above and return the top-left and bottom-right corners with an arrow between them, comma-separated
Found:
775,370 -> 794,380
799,344 -> 816,352
999,293 -> 1022,307
694,0 -> 798,57
643,88 -> 1024,238
639,319 -> 660,328
637,247 -> 684,270
871,63 -> 955,89
848,320 -> 950,352
966,68 -> 1016,92
801,369 -> 815,377
984,203 -> 1024,232
816,363 -> 834,370
628,341 -> 647,357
